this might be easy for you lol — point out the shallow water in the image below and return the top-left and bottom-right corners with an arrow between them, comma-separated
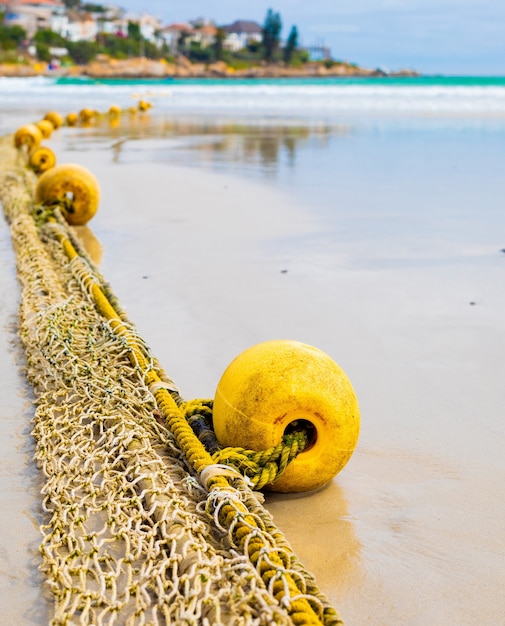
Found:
1,78 -> 505,624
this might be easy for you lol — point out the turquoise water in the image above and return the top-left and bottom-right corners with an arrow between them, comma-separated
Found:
54,75 -> 505,87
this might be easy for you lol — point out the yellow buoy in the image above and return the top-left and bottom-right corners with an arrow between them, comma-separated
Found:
79,108 -> 95,123
35,163 -> 101,225
44,111 -> 64,129
28,146 -> 57,174
35,119 -> 54,139
213,340 -> 360,493
138,99 -> 152,112
66,112 -> 78,127
108,104 -> 121,117
13,124 -> 43,150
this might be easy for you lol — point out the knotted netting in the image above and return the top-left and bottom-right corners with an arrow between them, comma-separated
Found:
0,136 -> 342,626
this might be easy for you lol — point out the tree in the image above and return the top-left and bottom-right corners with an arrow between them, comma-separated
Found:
33,28 -> 66,47
262,8 -> 282,63
66,40 -> 98,64
0,24 -> 26,50
127,21 -> 141,41
214,27 -> 226,61
283,25 -> 298,64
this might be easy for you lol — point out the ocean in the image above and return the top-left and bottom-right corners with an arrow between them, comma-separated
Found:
2,75 -> 505,123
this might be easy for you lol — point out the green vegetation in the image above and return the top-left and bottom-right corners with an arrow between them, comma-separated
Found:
262,9 -> 282,63
0,24 -> 26,50
0,4 -> 310,69
283,26 -> 298,64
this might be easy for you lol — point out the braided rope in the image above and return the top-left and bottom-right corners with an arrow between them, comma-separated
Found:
0,133 -> 344,625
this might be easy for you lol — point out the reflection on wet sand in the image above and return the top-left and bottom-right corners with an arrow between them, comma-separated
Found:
266,479 -> 361,601
73,225 -> 103,265
64,114 -> 349,176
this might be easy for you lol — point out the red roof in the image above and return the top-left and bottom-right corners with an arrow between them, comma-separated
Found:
164,23 -> 194,32
11,0 -> 64,6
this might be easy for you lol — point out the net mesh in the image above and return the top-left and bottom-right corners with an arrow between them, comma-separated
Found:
0,136 -> 342,626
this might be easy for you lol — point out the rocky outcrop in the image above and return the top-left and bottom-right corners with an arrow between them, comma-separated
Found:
0,57 -> 419,79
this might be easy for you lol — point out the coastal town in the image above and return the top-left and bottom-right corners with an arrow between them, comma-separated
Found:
0,0 -> 417,77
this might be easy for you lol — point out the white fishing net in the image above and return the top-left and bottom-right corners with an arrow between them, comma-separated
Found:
0,137 -> 341,626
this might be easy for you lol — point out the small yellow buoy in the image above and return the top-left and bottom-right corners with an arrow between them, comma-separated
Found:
213,340 -> 360,493
13,124 -> 43,150
79,108 -> 95,123
108,104 -> 121,117
138,99 -> 152,112
35,119 -> 54,139
44,111 -> 64,129
35,163 -> 101,225
28,146 -> 56,174
66,112 -> 78,127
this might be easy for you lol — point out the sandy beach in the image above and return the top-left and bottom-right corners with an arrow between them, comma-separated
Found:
1,93 -> 505,624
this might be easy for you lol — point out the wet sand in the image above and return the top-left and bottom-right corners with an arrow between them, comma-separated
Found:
1,118 -> 505,624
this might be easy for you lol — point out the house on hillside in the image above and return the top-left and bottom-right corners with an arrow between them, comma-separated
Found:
122,12 -> 163,43
87,4 -> 128,38
192,24 -> 217,48
159,23 -> 190,54
2,0 -> 65,38
222,19 -> 262,52
62,10 -> 97,42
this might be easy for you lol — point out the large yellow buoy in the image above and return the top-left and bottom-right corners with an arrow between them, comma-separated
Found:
35,119 -> 54,139
35,163 -> 100,225
13,124 -> 43,150
28,146 -> 56,174
44,111 -> 64,129
213,340 -> 360,493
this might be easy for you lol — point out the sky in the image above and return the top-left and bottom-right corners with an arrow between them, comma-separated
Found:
118,0 -> 505,75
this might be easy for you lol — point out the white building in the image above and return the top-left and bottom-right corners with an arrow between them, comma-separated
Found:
2,0 -> 66,38
222,20 -> 262,52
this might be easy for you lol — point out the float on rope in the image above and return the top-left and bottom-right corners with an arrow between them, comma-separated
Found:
35,163 -> 100,225
66,112 -> 78,126
28,146 -> 57,175
13,123 -> 43,150
79,108 -> 95,123
213,339 -> 360,493
35,119 -> 54,139
108,104 -> 122,118
44,111 -> 64,129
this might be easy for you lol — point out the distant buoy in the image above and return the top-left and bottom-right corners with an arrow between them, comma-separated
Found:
14,124 -> 43,150
28,146 -> 56,175
35,163 -> 100,225
35,119 -> 54,139
138,100 -> 152,112
44,111 -> 64,129
213,340 -> 360,493
108,104 -> 121,117
66,112 -> 78,127
79,108 -> 94,123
